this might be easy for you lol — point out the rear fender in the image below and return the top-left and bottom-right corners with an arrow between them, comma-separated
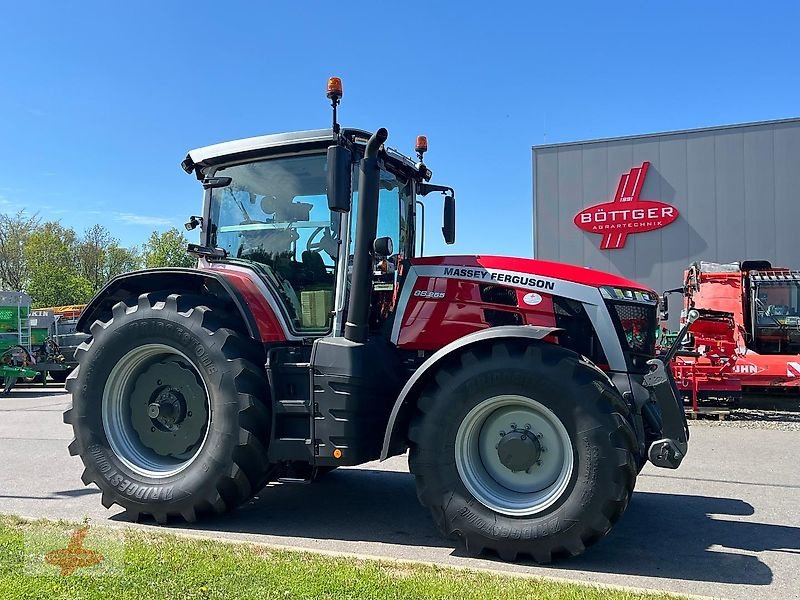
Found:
380,325 -> 560,460
77,268 -> 262,340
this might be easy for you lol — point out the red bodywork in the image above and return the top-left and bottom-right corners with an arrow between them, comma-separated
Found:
203,255 -> 650,356
203,263 -> 288,343
395,255 -> 647,352
671,264 -> 800,410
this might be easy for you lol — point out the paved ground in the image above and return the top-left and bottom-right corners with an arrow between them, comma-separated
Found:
2,386 -> 799,600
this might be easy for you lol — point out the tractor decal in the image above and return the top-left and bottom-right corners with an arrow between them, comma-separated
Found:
574,162 -> 680,250
731,362 -> 762,375
440,266 -> 557,291
786,362 -> 800,378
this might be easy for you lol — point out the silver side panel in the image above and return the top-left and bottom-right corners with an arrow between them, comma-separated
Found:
390,264 -> 626,371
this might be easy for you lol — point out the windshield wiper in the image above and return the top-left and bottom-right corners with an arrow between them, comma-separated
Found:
225,188 -> 250,221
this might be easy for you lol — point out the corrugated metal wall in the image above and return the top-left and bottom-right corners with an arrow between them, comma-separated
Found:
533,119 -> 800,314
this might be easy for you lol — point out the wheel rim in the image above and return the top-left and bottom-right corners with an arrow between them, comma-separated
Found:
102,344 -> 210,478
455,394 -> 574,516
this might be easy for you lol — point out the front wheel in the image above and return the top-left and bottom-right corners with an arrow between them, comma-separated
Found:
408,341 -> 638,562
64,293 -> 272,524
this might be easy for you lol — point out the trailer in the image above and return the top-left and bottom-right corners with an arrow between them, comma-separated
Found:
0,292 -> 74,393
662,261 -> 800,413
36,304 -> 88,383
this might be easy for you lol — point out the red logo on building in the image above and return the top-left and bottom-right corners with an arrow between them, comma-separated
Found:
574,162 -> 679,249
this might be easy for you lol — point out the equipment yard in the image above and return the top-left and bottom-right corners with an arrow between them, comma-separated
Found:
2,384 -> 798,600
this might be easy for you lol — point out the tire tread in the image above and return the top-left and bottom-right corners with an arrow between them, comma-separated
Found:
408,340 -> 638,562
63,293 -> 272,524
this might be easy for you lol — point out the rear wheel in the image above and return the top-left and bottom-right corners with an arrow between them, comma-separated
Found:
64,293 -> 272,523
408,341 -> 638,562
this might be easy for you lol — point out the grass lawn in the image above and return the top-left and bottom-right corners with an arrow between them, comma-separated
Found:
0,514 -> 685,600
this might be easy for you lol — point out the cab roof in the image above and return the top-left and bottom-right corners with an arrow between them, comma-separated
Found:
182,127 -> 419,178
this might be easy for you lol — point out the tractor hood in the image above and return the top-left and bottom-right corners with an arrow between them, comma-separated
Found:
410,255 -> 653,292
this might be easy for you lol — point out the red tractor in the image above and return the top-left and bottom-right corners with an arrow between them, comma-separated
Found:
664,260 -> 800,410
64,79 -> 690,562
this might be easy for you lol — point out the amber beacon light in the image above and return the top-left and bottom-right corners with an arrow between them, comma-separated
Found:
415,135 -> 428,154
326,77 -> 343,101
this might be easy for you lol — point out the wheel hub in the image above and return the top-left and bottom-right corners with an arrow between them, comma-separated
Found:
455,395 -> 574,516
148,387 -> 187,430
129,358 -> 208,459
496,429 -> 542,472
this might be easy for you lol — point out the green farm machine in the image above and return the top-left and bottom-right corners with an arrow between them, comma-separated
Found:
0,292 -> 77,392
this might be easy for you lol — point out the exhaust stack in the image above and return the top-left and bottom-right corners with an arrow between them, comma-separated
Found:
344,128 -> 388,343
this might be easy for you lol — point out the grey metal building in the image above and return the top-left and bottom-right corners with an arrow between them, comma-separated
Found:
533,118 -> 800,320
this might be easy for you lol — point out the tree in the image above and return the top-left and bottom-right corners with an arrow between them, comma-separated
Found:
106,245 -> 142,278
0,210 -> 40,290
77,224 -> 115,292
142,228 -> 195,268
24,221 -> 93,307
76,224 -> 142,292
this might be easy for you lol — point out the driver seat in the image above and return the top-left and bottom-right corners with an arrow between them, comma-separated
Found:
302,250 -> 330,286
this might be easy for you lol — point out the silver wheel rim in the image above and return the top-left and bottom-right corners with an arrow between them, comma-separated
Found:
455,394 -> 574,516
102,343 -> 210,479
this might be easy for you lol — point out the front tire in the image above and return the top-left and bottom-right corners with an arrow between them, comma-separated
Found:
408,341 -> 638,562
64,293 -> 272,524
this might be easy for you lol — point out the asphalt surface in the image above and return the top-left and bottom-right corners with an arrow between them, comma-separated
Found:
2,385 -> 799,600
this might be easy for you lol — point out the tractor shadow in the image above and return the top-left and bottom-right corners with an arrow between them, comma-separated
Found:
150,467 -> 795,586
0,387 -> 67,400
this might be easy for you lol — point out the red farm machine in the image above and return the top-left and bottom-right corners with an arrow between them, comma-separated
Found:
63,78 -> 692,562
663,260 -> 800,412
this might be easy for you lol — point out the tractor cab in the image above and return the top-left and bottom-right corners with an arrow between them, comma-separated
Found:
181,121 -> 453,341
748,267 -> 800,354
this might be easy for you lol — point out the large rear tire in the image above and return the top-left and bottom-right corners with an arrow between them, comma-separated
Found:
64,293 -> 272,524
408,340 -> 638,562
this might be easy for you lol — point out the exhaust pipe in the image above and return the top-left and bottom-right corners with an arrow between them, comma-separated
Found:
344,127 -> 388,343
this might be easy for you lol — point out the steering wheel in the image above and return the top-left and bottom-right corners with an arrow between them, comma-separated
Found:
306,226 -> 338,258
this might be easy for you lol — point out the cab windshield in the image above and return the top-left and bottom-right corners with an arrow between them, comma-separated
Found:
207,151 -> 415,335
208,154 -> 339,332
755,283 -> 800,326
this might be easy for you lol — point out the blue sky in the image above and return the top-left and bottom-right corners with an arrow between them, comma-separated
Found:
2,1 -> 798,258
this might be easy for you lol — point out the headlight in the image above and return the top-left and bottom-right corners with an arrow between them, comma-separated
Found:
600,286 -> 658,304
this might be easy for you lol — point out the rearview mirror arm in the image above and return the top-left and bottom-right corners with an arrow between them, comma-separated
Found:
417,183 -> 454,197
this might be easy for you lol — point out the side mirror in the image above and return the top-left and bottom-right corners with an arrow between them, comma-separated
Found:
327,145 -> 352,213
442,195 -> 456,245
373,236 -> 393,258
184,215 -> 203,231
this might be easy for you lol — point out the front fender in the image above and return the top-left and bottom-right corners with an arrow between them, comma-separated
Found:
76,268 -> 260,340
379,325 -> 560,460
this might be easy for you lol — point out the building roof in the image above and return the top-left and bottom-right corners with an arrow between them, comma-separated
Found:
533,116 -> 800,151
